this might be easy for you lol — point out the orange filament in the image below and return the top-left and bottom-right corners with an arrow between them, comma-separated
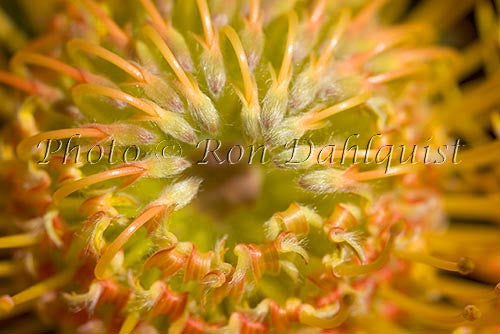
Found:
239,313 -> 268,334
93,279 -> 130,309
222,25 -> 257,104
17,127 -> 107,161
94,205 -> 167,278
148,284 -> 187,321
278,11 -> 298,84
299,294 -> 353,328
349,0 -> 388,33
309,0 -> 327,29
337,23 -> 434,74
145,246 -> 187,279
139,0 -> 170,38
0,233 -> 39,249
0,71 -> 38,94
379,285 -> 482,326
12,52 -> 86,82
240,243 -> 280,280
315,8 -> 351,72
249,0 -> 261,27
323,204 -> 358,236
367,64 -> 429,85
72,84 -> 160,116
332,222 -> 402,276
391,47 -> 460,66
142,25 -> 195,93
312,148 -> 402,166
52,165 -> 147,205
273,203 -> 309,235
350,163 -> 423,182
119,311 -> 140,334
395,250 -> 474,275
184,247 -> 214,282
373,23 -> 434,52
23,33 -> 62,53
303,92 -> 372,128
67,39 -> 145,82
258,243 -> 280,274
267,299 -> 293,332
0,269 -> 73,315
196,0 -> 216,46
81,0 -> 129,49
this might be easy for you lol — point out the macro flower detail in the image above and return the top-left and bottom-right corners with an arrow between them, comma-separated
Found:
0,0 -> 499,334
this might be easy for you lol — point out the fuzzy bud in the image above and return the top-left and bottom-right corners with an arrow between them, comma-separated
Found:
152,177 -> 202,209
298,168 -> 369,195
153,110 -> 197,145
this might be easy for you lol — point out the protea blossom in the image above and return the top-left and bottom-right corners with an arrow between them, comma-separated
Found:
0,1 -> 499,333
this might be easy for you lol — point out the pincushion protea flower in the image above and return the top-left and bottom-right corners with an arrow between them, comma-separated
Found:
0,0 -> 499,333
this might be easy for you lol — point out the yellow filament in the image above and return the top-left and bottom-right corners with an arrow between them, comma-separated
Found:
142,25 -> 194,92
0,234 -> 39,249
476,0 -> 500,75
395,250 -> 474,274
222,25 -> 256,104
315,8 -> 351,72
299,295 -> 353,328
457,71 -> 500,115
452,140 -> 500,169
429,226 -> 500,245
139,0 -> 170,38
196,0 -> 216,46
94,205 -> 166,278
379,285 -> 481,326
278,11 -> 298,84
81,0 -> 129,48
443,195 -> 500,222
17,127 -> 107,161
52,165 -> 147,205
0,269 -> 73,315
12,52 -> 85,82
304,91 -> 372,127
409,0 -> 475,31
333,223 -> 400,276
429,275 -> 496,302
492,112 -> 500,137
0,262 -> 18,277
72,84 -> 159,116
119,312 -> 141,334
67,39 -> 145,82
457,41 -> 483,79
0,71 -> 37,94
